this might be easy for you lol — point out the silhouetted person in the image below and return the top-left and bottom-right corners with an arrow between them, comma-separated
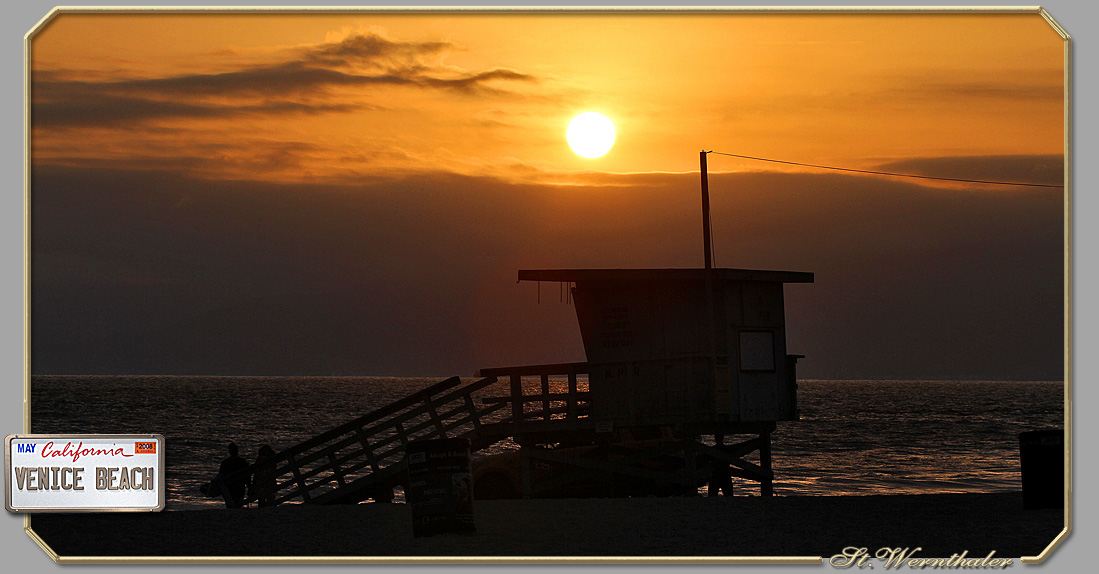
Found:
251,444 -> 278,507
217,442 -> 250,508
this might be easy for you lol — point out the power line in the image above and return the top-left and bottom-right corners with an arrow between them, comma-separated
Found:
707,151 -> 1063,189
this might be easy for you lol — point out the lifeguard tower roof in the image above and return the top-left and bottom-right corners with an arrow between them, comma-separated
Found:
518,268 -> 814,284
518,267 -> 814,428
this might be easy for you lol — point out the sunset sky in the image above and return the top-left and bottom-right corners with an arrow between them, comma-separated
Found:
29,10 -> 1067,379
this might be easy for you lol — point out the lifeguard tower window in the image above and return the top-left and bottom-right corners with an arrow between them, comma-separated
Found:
738,331 -> 776,372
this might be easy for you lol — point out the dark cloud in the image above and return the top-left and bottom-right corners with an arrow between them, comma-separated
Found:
30,166 -> 1064,380
32,33 -> 536,128
874,155 -> 1064,187
105,62 -> 417,96
878,75 -> 1063,105
304,33 -> 452,67
919,81 -> 1062,101
32,85 -> 362,127
420,68 -> 535,94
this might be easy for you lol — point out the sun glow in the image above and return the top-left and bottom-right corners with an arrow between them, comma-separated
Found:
566,112 -> 616,159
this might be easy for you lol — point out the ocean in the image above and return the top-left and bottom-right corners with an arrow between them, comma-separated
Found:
28,377 -> 1064,510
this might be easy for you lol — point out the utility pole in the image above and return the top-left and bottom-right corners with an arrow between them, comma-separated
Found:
699,150 -> 723,416
700,150 -> 712,269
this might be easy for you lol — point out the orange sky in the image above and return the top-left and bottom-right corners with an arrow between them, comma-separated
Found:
31,10 -> 1065,185
29,10 -> 1067,378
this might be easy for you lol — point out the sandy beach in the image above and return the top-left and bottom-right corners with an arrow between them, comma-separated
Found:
26,492 -> 1064,562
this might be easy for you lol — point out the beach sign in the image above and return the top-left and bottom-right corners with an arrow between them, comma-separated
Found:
5,434 -> 165,513
406,438 -> 475,537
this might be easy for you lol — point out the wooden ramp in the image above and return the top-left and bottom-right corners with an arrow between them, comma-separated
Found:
229,363 -> 776,505
242,375 -> 508,506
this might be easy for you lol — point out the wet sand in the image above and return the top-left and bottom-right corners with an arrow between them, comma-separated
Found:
27,492 -> 1064,562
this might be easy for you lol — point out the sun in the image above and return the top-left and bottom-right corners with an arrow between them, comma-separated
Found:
566,112 -> 616,158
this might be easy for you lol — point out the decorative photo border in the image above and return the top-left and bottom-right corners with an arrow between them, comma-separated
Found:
16,5 -> 1070,565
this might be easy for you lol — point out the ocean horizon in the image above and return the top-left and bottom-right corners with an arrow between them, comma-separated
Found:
29,376 -> 1064,510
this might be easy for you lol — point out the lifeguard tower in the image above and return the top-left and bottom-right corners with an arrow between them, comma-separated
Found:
474,265 -> 813,498
520,267 -> 812,426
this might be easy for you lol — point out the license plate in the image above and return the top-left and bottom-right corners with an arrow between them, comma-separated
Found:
6,434 -> 165,513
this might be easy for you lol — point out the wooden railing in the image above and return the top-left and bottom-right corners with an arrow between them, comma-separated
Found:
220,365 -> 596,506
476,362 -> 592,439
236,375 -> 506,506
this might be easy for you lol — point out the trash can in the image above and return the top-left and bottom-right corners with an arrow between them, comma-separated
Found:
1018,429 -> 1063,510
406,437 -> 475,536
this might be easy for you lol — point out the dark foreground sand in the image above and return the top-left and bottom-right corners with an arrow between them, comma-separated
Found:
27,492 -> 1064,561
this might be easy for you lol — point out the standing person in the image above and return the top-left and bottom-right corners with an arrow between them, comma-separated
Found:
218,442 -> 251,508
251,444 -> 278,507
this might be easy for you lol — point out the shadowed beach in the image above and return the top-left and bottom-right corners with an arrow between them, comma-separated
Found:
28,492 -> 1064,561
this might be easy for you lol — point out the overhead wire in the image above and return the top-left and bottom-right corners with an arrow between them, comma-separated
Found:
706,151 -> 1063,189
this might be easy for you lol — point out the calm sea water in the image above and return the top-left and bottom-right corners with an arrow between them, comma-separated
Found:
29,377 -> 1063,510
